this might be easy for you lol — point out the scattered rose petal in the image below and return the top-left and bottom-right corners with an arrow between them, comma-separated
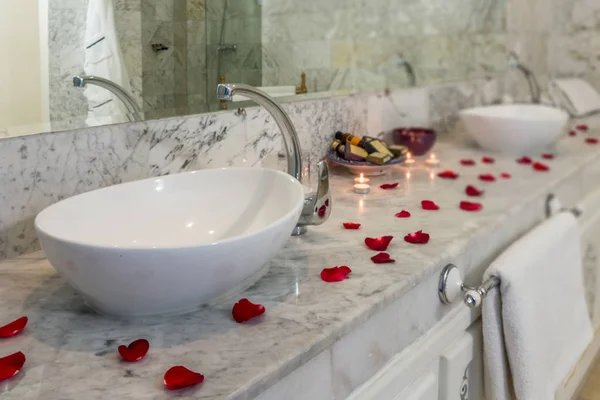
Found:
482,156 -> 495,164
542,153 -> 554,160
501,173 -> 511,179
421,200 -> 440,210
577,124 -> 589,131
569,130 -> 577,137
517,156 -> 532,164
343,222 -> 361,230
586,138 -> 599,144
118,339 -> 150,362
437,170 -> 459,179
232,299 -> 265,323
479,173 -> 496,182
460,159 -> 476,166
371,252 -> 395,264
465,185 -> 484,197
317,205 -> 327,218
0,352 -> 26,382
380,182 -> 399,190
320,266 -> 352,282
0,317 -> 28,338
364,236 -> 394,251
532,161 -> 550,172
164,366 -> 204,391
460,201 -> 483,212
395,210 -> 411,218
404,230 -> 430,244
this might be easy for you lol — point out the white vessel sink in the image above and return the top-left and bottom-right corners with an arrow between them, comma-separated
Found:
460,104 -> 569,155
35,168 -> 304,317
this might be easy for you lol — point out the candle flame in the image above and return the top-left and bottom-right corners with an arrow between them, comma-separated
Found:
407,152 -> 412,160
359,173 -> 365,183
430,153 -> 437,160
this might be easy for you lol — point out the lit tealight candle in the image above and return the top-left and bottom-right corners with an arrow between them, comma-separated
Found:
354,173 -> 370,184
425,152 -> 440,166
404,152 -> 415,166
353,179 -> 371,194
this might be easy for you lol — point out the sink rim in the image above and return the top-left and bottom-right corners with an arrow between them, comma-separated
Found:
35,167 -> 305,251
460,104 -> 569,122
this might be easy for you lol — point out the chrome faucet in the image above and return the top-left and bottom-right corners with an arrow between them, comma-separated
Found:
73,75 -> 143,122
396,56 -> 416,87
508,52 -> 541,104
216,83 -> 331,236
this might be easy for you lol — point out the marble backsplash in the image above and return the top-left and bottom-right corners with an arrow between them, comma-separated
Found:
0,78 -> 496,261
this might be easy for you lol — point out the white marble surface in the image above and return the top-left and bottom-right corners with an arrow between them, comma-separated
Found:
1,129 -> 600,399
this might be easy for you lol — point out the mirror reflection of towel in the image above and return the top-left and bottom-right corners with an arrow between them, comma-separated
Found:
83,0 -> 131,126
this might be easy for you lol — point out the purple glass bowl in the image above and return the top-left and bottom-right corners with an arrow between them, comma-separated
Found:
390,127 -> 437,157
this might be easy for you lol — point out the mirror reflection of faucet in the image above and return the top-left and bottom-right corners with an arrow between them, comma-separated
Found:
72,75 -> 142,122
396,56 -> 417,87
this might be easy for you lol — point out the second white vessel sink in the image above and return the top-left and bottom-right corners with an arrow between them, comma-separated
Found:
35,168 -> 305,317
460,104 -> 569,155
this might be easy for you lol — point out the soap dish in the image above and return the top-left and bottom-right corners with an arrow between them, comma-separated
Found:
326,150 -> 406,176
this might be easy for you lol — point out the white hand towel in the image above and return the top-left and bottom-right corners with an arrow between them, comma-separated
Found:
84,0 -> 132,126
483,212 -> 593,400
548,78 -> 600,117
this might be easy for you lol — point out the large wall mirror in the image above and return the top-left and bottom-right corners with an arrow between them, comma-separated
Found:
1,0 -> 508,139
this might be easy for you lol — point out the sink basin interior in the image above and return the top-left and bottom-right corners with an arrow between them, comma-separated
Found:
36,168 -> 303,249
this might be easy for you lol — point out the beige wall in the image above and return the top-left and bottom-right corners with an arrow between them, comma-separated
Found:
0,1 -> 45,133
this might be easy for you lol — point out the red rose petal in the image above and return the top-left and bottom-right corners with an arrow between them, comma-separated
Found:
364,236 -> 394,251
586,138 -> 598,144
317,205 -> 327,218
569,130 -> 577,137
577,124 -> 589,131
118,339 -> 150,362
404,230 -> 430,244
421,200 -> 440,210
395,210 -> 411,218
460,159 -> 476,166
325,199 -> 329,207
460,201 -> 483,212
479,173 -> 496,182
517,156 -> 532,164
232,298 -> 265,323
320,266 -> 352,282
542,153 -> 554,160
0,317 -> 28,338
500,173 -> 511,179
482,156 -> 495,164
465,185 -> 484,197
164,366 -> 204,391
371,252 -> 395,264
532,161 -> 549,172
0,352 -> 26,382
380,182 -> 399,190
437,170 -> 459,179
342,222 -> 361,230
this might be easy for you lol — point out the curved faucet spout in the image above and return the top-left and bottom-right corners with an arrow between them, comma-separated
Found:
73,75 -> 143,122
508,52 -> 541,104
217,83 -> 302,181
217,83 -> 331,235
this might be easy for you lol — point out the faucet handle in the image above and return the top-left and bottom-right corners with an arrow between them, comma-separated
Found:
293,160 -> 331,235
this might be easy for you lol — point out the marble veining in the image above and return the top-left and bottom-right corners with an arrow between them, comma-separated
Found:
1,131 -> 599,399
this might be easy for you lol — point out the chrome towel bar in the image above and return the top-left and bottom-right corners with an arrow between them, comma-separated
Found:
439,204 -> 582,308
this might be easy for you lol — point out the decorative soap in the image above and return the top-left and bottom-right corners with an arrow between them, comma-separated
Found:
388,145 -> 408,157
335,131 -> 363,146
366,152 -> 392,165
364,139 -> 393,158
344,143 -> 369,161
331,140 -> 345,157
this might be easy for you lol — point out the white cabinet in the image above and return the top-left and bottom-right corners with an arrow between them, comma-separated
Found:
348,306 -> 483,400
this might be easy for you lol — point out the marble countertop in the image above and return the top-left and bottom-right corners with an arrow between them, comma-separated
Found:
1,132 -> 600,400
